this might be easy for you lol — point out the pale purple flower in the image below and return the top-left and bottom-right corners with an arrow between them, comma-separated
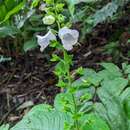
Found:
58,27 -> 79,51
36,27 -> 79,52
36,31 -> 56,52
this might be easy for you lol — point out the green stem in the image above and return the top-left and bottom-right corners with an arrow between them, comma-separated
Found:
63,50 -> 80,130
53,0 -> 61,29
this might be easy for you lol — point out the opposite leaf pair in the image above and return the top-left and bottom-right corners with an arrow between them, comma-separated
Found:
36,27 -> 79,51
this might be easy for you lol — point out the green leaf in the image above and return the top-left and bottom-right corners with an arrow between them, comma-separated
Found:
94,103 -> 109,123
123,64 -> 130,74
96,87 -> 129,130
98,70 -> 114,80
68,0 -> 99,18
54,93 -> 75,113
67,0 -> 99,5
101,77 -> 128,96
31,0 -> 40,8
120,87 -> 130,101
72,68 -> 101,88
0,5 -> 6,21
11,104 -> 71,130
23,39 -> 38,52
0,124 -> 10,130
75,67 -> 84,75
83,1 -> 118,33
54,61 -> 69,76
17,9 -> 35,29
100,63 -> 122,77
80,113 -> 110,130
51,54 -> 61,62
123,99 -> 130,119
64,52 -> 73,65
0,26 -> 18,38
87,73 -> 102,86
127,39 -> 130,43
79,101 -> 93,113
120,87 -> 130,119
1,0 -> 25,23
72,76 -> 90,88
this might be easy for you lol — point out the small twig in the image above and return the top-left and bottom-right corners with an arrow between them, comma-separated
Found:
6,93 -> 10,112
0,101 -> 24,125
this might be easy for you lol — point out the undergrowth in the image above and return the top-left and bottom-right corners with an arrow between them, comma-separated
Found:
0,0 -> 130,130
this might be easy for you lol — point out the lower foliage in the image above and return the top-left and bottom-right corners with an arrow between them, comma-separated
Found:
1,62 -> 130,130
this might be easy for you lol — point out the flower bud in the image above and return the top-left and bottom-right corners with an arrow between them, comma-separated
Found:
42,15 -> 55,25
57,14 -> 65,23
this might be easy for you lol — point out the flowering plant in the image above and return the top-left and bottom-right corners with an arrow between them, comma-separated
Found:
0,1 -> 112,130
36,0 -> 82,129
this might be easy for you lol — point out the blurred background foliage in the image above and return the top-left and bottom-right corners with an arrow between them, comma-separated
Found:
0,0 -> 130,60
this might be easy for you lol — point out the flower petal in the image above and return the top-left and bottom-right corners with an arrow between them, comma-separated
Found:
58,27 -> 79,50
36,35 -> 49,51
63,44 -> 73,51
58,27 -> 71,38
36,31 -> 56,52
70,30 -> 79,45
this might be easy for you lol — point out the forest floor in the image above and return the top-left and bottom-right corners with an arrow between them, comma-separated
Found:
0,16 -> 130,124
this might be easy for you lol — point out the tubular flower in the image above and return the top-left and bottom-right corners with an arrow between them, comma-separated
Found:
36,31 -> 56,52
58,27 -> 79,51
